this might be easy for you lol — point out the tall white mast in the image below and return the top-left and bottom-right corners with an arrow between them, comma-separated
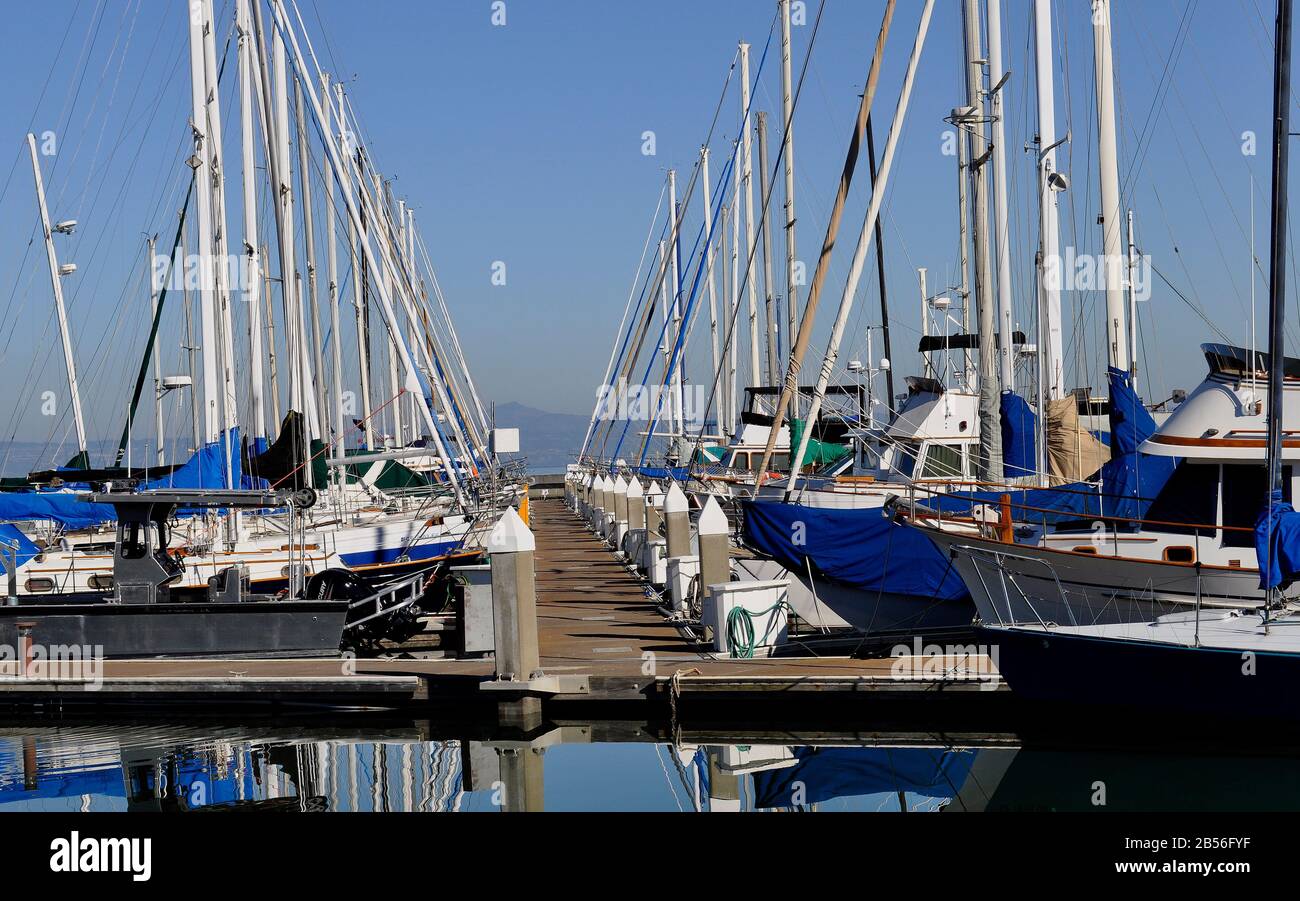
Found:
757,111 -> 779,386
666,169 -> 683,437
296,76 -> 327,445
987,0 -> 1014,388
200,0 -> 238,463
779,0 -> 800,390
337,82 -> 376,450
27,135 -> 88,463
1092,0 -> 1128,370
272,25 -> 300,417
701,146 -> 722,425
1126,208 -> 1139,381
739,42 -> 761,394
267,0 -> 467,507
1034,0 -> 1065,399
186,1 -> 221,445
322,71 -> 345,458
237,0 -> 267,442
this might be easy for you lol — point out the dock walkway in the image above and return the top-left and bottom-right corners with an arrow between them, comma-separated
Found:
0,499 -> 1006,724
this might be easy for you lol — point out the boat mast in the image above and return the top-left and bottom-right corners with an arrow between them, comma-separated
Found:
296,76 -> 329,445
322,72 -> 345,459
337,82 -> 376,450
784,0 -> 935,500
667,169 -> 683,438
962,0 -> 1002,482
148,235 -> 163,466
779,0 -> 800,415
701,146 -> 723,424
739,42 -> 761,397
185,0 -> 221,447
26,133 -> 88,465
1033,0 -> 1065,400
1266,0 -> 1293,538
237,0 -> 267,443
1126,208 -> 1139,383
987,0 -> 1014,390
200,0 -> 238,475
752,0 -> 898,490
866,115 -> 895,404
1091,0 -> 1129,371
757,111 -> 779,388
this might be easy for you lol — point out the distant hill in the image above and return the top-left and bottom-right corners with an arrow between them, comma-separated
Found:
489,402 -> 589,473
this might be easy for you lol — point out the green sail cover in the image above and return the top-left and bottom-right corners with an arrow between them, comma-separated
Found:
788,418 -> 851,469
342,448 -> 430,491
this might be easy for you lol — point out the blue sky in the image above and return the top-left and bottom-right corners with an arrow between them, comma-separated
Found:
0,0 -> 1283,469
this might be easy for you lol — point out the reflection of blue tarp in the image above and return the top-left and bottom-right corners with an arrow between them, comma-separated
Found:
923,368 -> 1175,526
741,500 -> 970,601
1257,488 -> 1300,589
1000,391 -> 1036,477
751,747 -> 976,808
0,765 -> 124,805
0,429 -> 243,527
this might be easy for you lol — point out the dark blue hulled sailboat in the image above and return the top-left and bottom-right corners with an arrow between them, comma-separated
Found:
976,0 -> 1300,723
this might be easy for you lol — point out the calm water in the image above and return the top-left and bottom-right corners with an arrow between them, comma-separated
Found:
2,720 -> 1297,812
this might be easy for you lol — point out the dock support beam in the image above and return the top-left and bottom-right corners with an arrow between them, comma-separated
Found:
697,495 -> 730,593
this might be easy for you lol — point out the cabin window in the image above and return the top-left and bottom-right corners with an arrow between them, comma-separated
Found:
1143,461 -> 1218,537
88,574 -> 114,590
770,453 -> 790,471
24,578 -> 54,593
889,443 -> 920,480
1221,464 -> 1291,548
921,444 -> 964,479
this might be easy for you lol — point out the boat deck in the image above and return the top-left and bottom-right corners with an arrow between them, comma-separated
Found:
0,499 -> 1004,723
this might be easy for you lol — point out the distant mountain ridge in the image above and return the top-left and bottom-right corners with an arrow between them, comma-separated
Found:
489,401 -> 588,473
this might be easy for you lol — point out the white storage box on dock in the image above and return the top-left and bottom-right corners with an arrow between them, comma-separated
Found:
667,555 -> 700,614
706,579 -> 790,656
452,563 -> 494,655
642,538 -> 667,586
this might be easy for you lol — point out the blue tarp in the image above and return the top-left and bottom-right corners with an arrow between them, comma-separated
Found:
0,523 -> 40,567
1256,488 -> 1300,589
922,368 -> 1176,527
141,427 -> 242,490
741,500 -> 970,601
750,747 -> 977,809
0,429 -> 243,528
1000,390 -> 1036,478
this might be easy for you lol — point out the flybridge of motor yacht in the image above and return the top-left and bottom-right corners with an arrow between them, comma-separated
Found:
1139,343 -> 1300,460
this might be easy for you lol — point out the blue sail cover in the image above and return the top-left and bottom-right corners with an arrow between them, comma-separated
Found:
142,427 -> 242,490
923,367 -> 1175,525
1256,488 -> 1300,589
741,500 -> 970,601
750,747 -> 976,809
1000,390 -> 1036,477
0,429 -> 243,527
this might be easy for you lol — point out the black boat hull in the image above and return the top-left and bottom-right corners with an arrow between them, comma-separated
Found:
983,625 -> 1300,721
0,600 -> 349,659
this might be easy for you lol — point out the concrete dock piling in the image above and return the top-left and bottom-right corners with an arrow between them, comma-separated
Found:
612,474 -> 629,550
663,482 -> 690,560
487,506 -> 543,727
645,481 -> 663,533
697,494 -> 731,593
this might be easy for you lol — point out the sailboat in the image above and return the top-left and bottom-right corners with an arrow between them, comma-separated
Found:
0,0 -> 513,609
960,0 -> 1300,721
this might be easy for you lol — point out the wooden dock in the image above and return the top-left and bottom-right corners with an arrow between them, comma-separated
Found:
0,499 -> 1009,726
